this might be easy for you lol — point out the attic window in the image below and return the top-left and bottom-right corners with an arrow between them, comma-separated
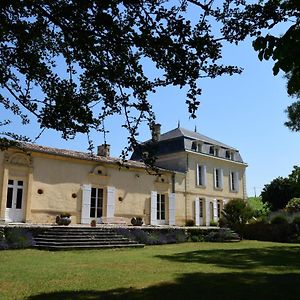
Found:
197,143 -> 202,153
209,146 -> 214,155
225,150 -> 230,159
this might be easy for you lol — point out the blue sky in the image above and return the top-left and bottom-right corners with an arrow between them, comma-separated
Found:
2,10 -> 299,197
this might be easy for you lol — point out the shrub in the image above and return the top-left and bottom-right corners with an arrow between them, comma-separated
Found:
222,198 -> 253,234
292,216 -> 300,226
242,223 -> 294,243
286,198 -> 300,213
205,228 -> 240,242
185,219 -> 195,226
209,220 -> 218,227
270,215 -> 289,225
4,228 -> 35,249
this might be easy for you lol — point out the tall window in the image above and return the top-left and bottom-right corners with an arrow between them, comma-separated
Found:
217,200 -> 222,218
199,199 -> 203,218
230,172 -> 239,192
90,188 -> 103,218
196,164 -> 206,187
214,168 -> 223,189
157,194 -> 166,220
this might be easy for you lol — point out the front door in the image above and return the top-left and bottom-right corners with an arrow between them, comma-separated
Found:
5,179 -> 25,222
90,187 -> 103,223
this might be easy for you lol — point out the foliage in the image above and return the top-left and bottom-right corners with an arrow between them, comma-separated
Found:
116,228 -> 187,245
286,198 -> 300,213
131,216 -> 143,226
209,220 -> 218,227
242,222 -> 295,243
1,228 -> 35,249
221,198 -> 253,233
270,215 -> 289,225
261,176 -> 295,211
261,166 -> 300,211
217,0 -> 300,131
247,197 -> 270,217
204,228 -> 240,242
0,0 -> 244,160
292,215 -> 300,226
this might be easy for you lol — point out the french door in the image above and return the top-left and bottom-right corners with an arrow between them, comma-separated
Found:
5,179 -> 25,222
90,188 -> 104,223
157,194 -> 166,225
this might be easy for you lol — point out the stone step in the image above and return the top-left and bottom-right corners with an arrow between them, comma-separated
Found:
33,226 -> 144,250
35,243 -> 145,251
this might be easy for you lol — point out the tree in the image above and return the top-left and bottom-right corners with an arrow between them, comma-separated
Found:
261,166 -> 300,210
0,0 -> 242,157
217,0 -> 300,131
1,1 -> 299,160
221,198 -> 253,233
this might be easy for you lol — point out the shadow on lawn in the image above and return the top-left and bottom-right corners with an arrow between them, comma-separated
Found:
27,272 -> 300,300
156,246 -> 300,271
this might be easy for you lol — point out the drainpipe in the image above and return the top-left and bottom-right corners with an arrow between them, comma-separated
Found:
185,153 -> 189,223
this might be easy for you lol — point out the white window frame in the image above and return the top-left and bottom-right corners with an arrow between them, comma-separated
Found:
196,164 -> 206,187
214,168 -> 223,189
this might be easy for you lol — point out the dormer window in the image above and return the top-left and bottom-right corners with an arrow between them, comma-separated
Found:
197,143 -> 203,153
209,146 -> 219,157
225,150 -> 235,160
225,150 -> 230,159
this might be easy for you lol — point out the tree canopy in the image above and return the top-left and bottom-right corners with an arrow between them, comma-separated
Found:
261,165 -> 300,211
0,0 -> 299,159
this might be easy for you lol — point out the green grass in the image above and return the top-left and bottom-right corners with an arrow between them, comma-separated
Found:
1,241 -> 300,300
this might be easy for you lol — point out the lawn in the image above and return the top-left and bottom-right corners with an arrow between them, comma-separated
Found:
1,240 -> 300,300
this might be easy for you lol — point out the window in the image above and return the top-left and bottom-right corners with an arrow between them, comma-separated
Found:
90,188 -> 103,218
157,194 -> 166,220
209,146 -> 214,155
196,164 -> 206,187
230,171 -> 239,192
199,199 -> 203,218
6,179 -> 24,209
214,168 -> 223,189
197,143 -> 203,153
217,200 -> 222,218
225,150 -> 230,159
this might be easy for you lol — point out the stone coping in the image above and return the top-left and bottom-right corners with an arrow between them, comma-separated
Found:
0,223 -> 218,230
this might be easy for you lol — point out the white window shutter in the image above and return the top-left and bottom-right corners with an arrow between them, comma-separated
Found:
213,199 -> 218,222
107,186 -> 115,218
195,198 -> 200,226
196,164 -> 200,186
81,184 -> 91,224
150,191 -> 157,225
236,172 -> 240,192
203,165 -> 207,187
220,169 -> 224,188
205,198 -> 210,226
213,168 -> 217,187
169,193 -> 176,226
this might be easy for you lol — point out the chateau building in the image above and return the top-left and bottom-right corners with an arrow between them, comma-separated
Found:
0,126 -> 247,226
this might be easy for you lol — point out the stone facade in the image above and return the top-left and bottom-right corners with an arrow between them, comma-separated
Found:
0,127 -> 247,226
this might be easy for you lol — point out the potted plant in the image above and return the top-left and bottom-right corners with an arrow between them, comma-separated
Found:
131,216 -> 143,226
56,213 -> 72,226
90,219 -> 97,227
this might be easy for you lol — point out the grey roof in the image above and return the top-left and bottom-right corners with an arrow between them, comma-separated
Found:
132,127 -> 245,164
159,127 -> 237,150
10,142 -> 172,172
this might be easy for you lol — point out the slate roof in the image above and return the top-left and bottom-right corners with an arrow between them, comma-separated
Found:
131,127 -> 245,164
13,142 -> 171,172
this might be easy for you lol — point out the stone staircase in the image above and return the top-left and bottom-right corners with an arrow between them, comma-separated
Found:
34,227 -> 144,250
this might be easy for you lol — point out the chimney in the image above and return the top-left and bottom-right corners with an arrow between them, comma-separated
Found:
97,144 -> 110,157
152,123 -> 161,142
